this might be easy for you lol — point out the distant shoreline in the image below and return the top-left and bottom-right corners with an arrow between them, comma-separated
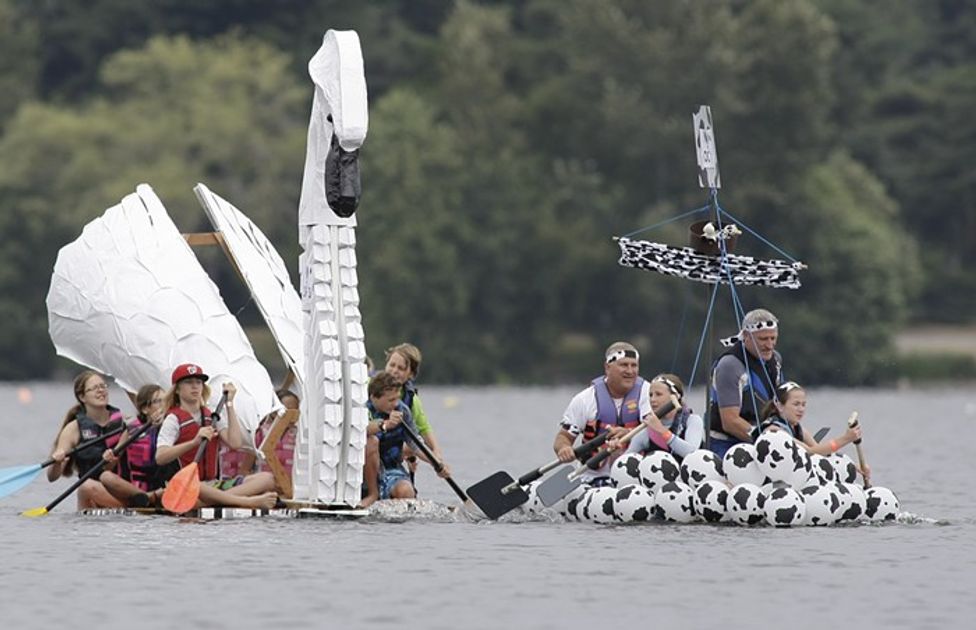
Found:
895,324 -> 976,359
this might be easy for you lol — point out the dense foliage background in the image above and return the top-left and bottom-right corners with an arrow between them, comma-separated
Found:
0,0 -> 971,385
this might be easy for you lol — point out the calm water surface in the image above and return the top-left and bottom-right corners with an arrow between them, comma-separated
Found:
0,382 -> 973,629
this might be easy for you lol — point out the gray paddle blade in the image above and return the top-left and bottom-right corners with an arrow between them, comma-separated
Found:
536,466 -> 581,506
465,471 -> 530,520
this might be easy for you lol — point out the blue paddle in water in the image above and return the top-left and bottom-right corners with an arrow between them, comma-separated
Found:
0,424 -> 126,500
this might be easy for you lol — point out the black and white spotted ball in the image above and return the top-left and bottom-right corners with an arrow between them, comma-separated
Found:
829,453 -> 859,484
693,479 -> 729,523
610,452 -> 645,488
680,449 -> 725,489
865,487 -> 899,521
638,451 -> 680,492
839,483 -> 867,521
832,482 -> 853,517
809,454 -> 837,485
763,485 -> 806,527
653,480 -> 696,523
584,486 -> 618,524
725,483 -> 765,526
522,480 -> 546,515
613,484 -> 655,523
557,485 -> 588,521
723,443 -> 766,487
755,430 -> 805,485
800,483 -> 839,526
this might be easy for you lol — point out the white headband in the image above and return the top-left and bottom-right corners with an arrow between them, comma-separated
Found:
605,349 -> 639,364
652,375 -> 681,397
720,318 -> 779,347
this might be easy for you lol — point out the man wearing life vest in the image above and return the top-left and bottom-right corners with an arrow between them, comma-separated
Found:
707,309 -> 785,458
552,341 -> 654,487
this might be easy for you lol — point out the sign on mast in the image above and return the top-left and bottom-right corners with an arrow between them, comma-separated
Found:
693,105 -> 721,190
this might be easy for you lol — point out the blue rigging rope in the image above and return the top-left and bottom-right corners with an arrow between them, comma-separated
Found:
619,204 -> 711,239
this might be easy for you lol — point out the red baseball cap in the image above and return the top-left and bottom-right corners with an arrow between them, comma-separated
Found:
171,363 -> 209,385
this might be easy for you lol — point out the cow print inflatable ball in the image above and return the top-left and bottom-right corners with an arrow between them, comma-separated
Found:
832,482 -> 853,518
584,486 -> 619,524
557,485 -> 587,521
763,486 -> 806,527
638,451 -> 680,492
865,487 -> 900,521
693,479 -> 729,523
653,481 -> 696,523
610,453 -> 645,488
809,454 -> 836,485
613,484 -> 655,523
726,483 -> 766,526
755,430 -> 801,483
839,483 -> 867,522
800,483 -> 839,526
830,453 -> 859,484
523,480 -> 546,515
723,443 -> 766,487
680,449 -> 725,489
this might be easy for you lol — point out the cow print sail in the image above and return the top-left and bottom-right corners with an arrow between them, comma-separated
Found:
616,237 -> 804,289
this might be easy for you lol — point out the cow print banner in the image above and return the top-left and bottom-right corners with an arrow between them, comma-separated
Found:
616,237 -> 804,288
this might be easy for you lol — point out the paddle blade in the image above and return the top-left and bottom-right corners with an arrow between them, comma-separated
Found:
21,506 -> 49,518
536,466 -> 581,506
0,464 -> 43,499
161,463 -> 202,514
466,472 -> 530,520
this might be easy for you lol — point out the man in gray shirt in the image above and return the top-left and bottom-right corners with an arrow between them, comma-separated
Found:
707,309 -> 784,458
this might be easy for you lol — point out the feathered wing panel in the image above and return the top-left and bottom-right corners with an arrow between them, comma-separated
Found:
46,183 -> 279,432
194,183 -> 305,385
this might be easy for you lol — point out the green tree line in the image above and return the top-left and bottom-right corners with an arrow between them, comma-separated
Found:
0,0 -> 970,384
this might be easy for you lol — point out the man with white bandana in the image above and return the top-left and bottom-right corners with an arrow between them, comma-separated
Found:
707,308 -> 784,458
552,341 -> 654,486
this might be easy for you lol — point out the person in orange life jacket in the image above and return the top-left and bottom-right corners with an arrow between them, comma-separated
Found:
359,371 -> 433,508
47,371 -> 151,509
154,364 -> 277,509
624,373 -> 704,461
383,343 -> 450,479
758,381 -> 869,481
708,308 -> 785,459
552,342 -> 654,486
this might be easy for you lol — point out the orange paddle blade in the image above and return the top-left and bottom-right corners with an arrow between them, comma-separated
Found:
161,463 -> 202,514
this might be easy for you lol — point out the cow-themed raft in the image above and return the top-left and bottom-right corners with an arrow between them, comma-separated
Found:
516,432 -> 900,527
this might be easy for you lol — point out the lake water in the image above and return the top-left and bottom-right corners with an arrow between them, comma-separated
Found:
0,382 -> 974,629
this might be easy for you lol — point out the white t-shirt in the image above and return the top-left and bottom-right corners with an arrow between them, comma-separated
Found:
156,409 -> 229,448
558,379 -> 653,481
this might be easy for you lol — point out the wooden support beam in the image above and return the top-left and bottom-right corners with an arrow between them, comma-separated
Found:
183,232 -> 223,246
260,409 -> 300,499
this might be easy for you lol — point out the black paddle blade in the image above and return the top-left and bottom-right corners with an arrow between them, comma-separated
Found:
536,465 -> 581,506
466,472 -> 530,520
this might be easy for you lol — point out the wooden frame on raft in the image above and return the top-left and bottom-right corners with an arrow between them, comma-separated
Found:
183,231 -> 298,499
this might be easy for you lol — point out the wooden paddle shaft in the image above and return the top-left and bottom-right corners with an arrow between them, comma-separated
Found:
847,412 -> 871,489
